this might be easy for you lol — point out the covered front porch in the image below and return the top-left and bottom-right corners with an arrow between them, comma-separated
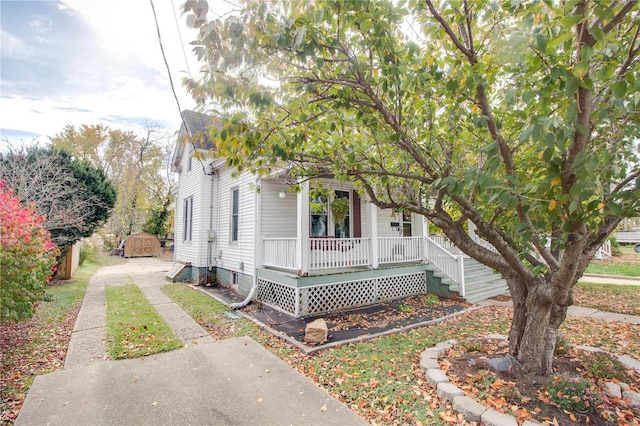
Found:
253,177 -> 478,317
258,177 -> 431,275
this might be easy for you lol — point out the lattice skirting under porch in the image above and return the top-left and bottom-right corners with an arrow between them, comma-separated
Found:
256,271 -> 427,317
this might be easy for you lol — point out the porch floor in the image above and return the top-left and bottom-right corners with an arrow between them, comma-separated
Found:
198,285 -> 470,352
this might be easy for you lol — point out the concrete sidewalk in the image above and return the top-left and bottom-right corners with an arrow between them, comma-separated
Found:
579,273 -> 640,286
478,299 -> 640,325
17,258 -> 367,426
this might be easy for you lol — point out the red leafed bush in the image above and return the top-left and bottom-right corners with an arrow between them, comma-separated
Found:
0,180 -> 58,323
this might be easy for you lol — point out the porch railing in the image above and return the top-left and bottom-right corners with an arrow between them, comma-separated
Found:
262,238 -> 297,270
309,237 -> 371,270
428,234 -> 464,254
261,236 -> 468,298
378,236 -> 423,264
424,235 -> 466,297
595,240 -> 612,259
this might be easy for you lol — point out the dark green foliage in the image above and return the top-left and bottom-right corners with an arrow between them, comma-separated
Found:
0,147 -> 117,255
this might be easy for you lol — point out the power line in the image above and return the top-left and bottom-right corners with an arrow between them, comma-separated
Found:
149,0 -> 209,174
170,0 -> 192,79
149,0 -> 183,118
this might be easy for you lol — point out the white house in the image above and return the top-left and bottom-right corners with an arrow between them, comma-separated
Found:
169,110 -> 507,317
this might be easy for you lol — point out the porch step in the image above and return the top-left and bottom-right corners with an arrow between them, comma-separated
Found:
442,259 -> 508,304
463,278 -> 508,303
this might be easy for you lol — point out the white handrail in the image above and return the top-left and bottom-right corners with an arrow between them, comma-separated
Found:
424,235 -> 466,297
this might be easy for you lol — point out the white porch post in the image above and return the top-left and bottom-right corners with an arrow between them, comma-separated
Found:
296,180 -> 310,276
422,217 -> 429,263
254,177 -> 262,269
370,200 -> 379,269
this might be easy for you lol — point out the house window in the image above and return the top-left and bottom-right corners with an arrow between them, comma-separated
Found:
310,193 -> 328,237
402,211 -> 412,237
187,151 -> 192,172
231,188 -> 239,242
183,196 -> 193,242
333,191 -> 350,238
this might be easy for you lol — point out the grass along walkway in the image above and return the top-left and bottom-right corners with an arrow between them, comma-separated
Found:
161,284 -> 257,340
0,254 -> 124,425
105,283 -> 183,360
585,244 -> 640,277
585,262 -> 640,276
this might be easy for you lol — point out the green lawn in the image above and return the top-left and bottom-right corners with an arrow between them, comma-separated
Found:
105,283 -> 183,359
161,282 -> 640,425
585,262 -> 640,276
585,245 -> 640,276
618,245 -> 639,256
161,284 -> 258,340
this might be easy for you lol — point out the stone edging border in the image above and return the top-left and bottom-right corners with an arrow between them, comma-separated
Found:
419,334 -> 640,426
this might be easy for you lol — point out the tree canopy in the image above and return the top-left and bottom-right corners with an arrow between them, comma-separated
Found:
184,0 -> 640,374
0,147 -> 117,254
50,123 -> 175,243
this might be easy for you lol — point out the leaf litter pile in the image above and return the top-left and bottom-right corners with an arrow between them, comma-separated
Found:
264,305 -> 640,425
0,303 -> 79,424
442,331 -> 640,425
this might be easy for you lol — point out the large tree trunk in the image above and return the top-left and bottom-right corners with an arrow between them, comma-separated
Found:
506,276 -> 564,376
542,304 -> 568,375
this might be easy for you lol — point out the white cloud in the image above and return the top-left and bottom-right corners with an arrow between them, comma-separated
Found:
28,18 -> 53,35
0,30 -> 32,58
1,0 -> 238,145
63,0 -> 200,80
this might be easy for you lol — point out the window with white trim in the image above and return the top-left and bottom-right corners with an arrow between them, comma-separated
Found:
183,196 -> 193,242
310,193 -> 328,237
231,188 -> 239,242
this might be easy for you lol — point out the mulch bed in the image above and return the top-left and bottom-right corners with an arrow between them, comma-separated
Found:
441,337 -> 640,425
199,285 -> 470,349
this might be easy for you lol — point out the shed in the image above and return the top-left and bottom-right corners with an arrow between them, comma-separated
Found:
123,232 -> 161,258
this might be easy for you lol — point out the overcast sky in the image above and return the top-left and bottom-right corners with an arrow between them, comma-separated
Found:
1,0 -> 231,148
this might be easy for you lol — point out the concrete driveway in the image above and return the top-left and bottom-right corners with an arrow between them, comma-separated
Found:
16,257 -> 368,426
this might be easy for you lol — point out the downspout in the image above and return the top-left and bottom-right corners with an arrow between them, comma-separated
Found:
230,175 -> 261,310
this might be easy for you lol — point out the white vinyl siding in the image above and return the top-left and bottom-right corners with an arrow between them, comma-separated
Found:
260,180 -> 297,238
216,168 -> 256,274
173,146 -> 209,266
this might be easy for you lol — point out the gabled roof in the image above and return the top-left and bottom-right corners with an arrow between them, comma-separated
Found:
181,110 -> 216,150
171,110 -> 217,172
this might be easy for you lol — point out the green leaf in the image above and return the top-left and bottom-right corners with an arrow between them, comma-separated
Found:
499,191 -> 511,207
590,26 -> 606,46
519,125 -> 535,143
294,27 -> 306,48
611,80 -> 627,97
569,200 -> 578,214
548,32 -> 573,47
